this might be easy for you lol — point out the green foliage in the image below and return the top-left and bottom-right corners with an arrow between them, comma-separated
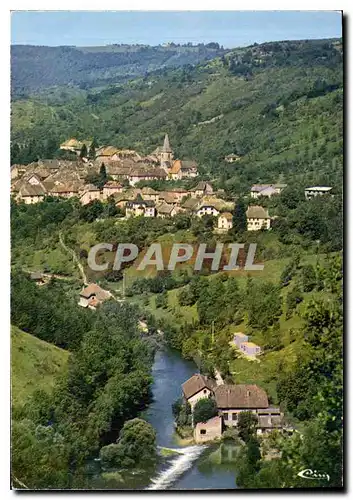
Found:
232,199 -> 247,234
285,285 -> 303,319
172,398 -> 192,427
299,264 -> 317,292
246,280 -> 282,330
235,436 -> 261,487
155,291 -> 168,309
193,397 -> 218,425
99,418 -> 157,469
11,43 -> 227,96
79,143 -> 87,158
12,419 -> 71,489
237,411 -> 258,442
11,271 -> 93,350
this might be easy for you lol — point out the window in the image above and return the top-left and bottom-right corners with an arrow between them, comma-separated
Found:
232,413 -> 238,421
223,413 -> 229,420
200,429 -> 206,435
203,389 -> 207,394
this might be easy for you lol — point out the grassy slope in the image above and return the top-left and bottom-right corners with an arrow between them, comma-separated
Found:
11,325 -> 69,408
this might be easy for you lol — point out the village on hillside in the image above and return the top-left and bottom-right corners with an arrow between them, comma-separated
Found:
11,134 -> 332,232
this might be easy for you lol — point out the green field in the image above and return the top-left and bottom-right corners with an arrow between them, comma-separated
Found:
11,325 -> 69,409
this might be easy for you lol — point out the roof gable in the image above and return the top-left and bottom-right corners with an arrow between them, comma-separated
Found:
182,374 -> 216,399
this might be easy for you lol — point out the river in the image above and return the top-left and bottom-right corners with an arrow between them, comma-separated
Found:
143,348 -> 238,490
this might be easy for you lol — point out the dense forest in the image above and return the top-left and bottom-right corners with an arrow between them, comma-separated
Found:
11,42 -> 226,97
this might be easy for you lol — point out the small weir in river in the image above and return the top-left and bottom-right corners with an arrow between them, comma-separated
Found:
146,446 -> 206,490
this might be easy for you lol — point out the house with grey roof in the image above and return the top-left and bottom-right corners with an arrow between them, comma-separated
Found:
246,205 -> 271,231
126,194 -> 156,218
250,183 -> 287,199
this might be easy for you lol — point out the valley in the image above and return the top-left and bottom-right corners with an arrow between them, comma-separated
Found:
10,34 -> 343,490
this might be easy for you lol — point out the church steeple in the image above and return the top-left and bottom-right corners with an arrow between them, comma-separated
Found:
160,133 -> 173,170
163,133 -> 171,153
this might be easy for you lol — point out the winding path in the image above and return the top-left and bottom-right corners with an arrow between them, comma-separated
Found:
214,369 -> 224,386
58,231 -> 88,285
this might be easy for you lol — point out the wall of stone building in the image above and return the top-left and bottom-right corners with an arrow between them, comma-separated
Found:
194,417 -> 222,443
78,296 -> 89,307
220,409 -> 258,427
80,190 -> 102,205
187,388 -> 213,411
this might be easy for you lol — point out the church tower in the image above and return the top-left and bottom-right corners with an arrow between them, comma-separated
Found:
160,133 -> 173,169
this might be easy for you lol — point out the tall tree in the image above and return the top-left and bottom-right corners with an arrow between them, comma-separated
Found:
233,199 -> 247,233
79,144 -> 87,158
89,143 -> 96,160
193,398 -> 218,425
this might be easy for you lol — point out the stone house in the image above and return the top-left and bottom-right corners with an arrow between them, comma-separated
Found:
156,202 -> 177,218
128,167 -> 167,186
304,186 -> 333,200
246,205 -> 271,231
11,165 -> 19,180
16,183 -> 47,204
217,212 -> 233,231
167,187 -> 189,202
250,184 -> 287,199
169,160 -> 183,180
60,138 -> 92,155
110,149 -> 141,162
78,283 -> 111,309
169,159 -> 198,180
181,197 -> 201,213
114,189 -> 142,208
182,374 -> 217,411
214,384 -> 269,427
224,153 -> 241,163
79,184 -> 102,205
256,408 -> 283,435
179,160 -> 198,178
194,416 -> 223,443
141,187 -> 160,202
50,183 -> 80,199
30,271 -> 45,285
190,181 -> 214,198
106,162 -> 132,181
157,192 -> 179,205
126,194 -> 156,218
102,181 -> 123,199
95,146 -> 119,163
180,377 -> 283,434
196,203 -> 220,218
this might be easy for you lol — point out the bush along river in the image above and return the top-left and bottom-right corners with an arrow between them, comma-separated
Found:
85,348 -> 239,490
